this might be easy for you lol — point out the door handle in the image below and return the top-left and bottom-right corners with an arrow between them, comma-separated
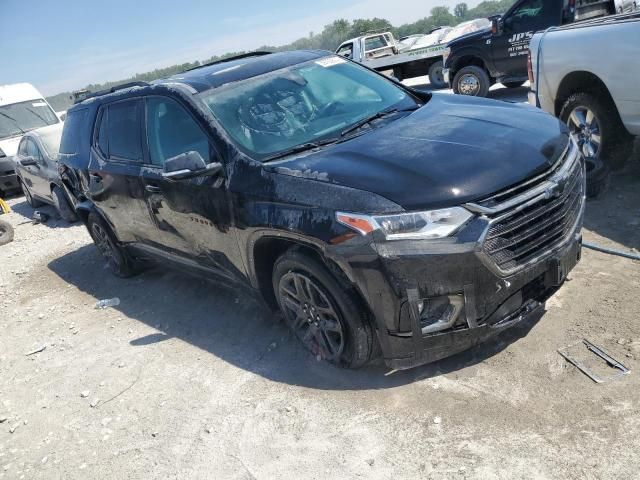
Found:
145,184 -> 162,193
90,172 -> 102,181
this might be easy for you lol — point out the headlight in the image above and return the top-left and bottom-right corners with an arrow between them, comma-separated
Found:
442,47 -> 451,65
336,207 -> 473,240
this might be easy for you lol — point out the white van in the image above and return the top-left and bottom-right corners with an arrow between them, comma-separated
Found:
0,83 -> 61,196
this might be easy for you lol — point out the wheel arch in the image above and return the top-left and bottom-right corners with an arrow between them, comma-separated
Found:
450,52 -> 491,79
554,71 -> 615,117
248,231 -> 367,315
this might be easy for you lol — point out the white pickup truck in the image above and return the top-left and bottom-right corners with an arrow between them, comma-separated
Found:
335,20 -> 489,88
529,12 -> 640,169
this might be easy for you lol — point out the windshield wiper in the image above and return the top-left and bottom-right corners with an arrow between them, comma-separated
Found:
25,106 -> 49,125
262,137 -> 340,162
0,111 -> 26,134
340,106 -> 419,137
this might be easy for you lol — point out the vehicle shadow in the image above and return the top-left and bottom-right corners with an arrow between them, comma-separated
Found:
582,152 -> 640,251
48,244 -> 545,390
8,199 -> 76,229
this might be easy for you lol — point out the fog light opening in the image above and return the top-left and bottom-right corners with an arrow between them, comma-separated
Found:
418,295 -> 464,334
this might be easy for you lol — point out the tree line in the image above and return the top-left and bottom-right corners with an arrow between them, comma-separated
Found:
46,0 -> 514,111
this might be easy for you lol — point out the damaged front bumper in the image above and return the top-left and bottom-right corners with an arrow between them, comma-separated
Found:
349,145 -> 586,369
363,230 -> 582,370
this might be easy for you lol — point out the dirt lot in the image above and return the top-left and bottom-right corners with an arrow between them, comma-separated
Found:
1,143 -> 640,478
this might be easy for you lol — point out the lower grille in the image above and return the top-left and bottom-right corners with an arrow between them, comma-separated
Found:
468,140 -> 585,274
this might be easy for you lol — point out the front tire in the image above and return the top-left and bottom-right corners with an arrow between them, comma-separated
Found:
560,92 -> 633,170
272,248 -> 374,368
87,212 -> 137,278
52,186 -> 78,223
452,66 -> 490,97
428,60 -> 446,89
20,179 -> 44,208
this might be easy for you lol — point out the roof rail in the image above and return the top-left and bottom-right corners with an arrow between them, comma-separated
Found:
74,81 -> 150,104
183,51 -> 273,72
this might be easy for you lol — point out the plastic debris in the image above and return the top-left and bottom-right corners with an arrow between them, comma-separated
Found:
95,298 -> 120,309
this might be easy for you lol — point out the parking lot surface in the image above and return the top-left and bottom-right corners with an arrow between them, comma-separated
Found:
1,87 -> 639,479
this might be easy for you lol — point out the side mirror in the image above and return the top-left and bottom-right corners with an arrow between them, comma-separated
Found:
162,151 -> 222,180
20,156 -> 38,167
492,18 -> 504,35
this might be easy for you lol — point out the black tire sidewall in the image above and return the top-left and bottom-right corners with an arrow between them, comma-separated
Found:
0,219 -> 14,246
20,180 -> 42,208
272,249 -> 374,368
560,92 -> 632,170
453,66 -> 490,97
428,61 -> 446,89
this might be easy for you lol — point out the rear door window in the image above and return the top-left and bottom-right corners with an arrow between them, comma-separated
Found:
106,100 -> 143,162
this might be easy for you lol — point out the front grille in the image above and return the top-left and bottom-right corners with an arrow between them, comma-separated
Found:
468,140 -> 585,274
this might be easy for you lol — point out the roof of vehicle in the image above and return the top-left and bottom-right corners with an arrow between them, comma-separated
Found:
0,83 -> 45,107
68,50 -> 335,110
24,123 -> 64,158
161,50 -> 331,92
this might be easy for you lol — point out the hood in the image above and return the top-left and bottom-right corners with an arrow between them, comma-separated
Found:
0,135 -> 22,158
446,27 -> 491,48
270,94 -> 569,211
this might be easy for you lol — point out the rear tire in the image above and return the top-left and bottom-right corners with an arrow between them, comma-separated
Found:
272,248 -> 374,368
0,219 -> 14,246
86,212 -> 137,278
20,179 -> 44,208
52,186 -> 78,223
560,92 -> 633,170
428,60 -> 446,89
503,81 -> 525,89
452,66 -> 490,97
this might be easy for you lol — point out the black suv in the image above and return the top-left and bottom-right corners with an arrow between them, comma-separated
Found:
59,50 -> 585,370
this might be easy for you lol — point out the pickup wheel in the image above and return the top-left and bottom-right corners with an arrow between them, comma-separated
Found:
428,61 -> 446,89
87,212 -> 138,278
560,92 -> 633,170
503,81 -> 525,89
452,66 -> 490,97
52,186 -> 78,223
272,248 -> 374,368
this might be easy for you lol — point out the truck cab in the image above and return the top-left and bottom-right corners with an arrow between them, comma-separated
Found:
443,0 -> 615,96
336,33 -> 397,63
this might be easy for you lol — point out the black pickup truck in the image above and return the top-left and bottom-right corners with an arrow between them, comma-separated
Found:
443,0 -> 615,96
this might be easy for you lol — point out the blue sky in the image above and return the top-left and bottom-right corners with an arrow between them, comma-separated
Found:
1,0 -> 477,96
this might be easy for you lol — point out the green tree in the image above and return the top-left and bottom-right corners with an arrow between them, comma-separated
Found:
430,6 -> 456,26
454,2 -> 469,18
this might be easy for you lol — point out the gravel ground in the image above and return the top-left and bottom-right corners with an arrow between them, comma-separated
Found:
1,114 -> 640,479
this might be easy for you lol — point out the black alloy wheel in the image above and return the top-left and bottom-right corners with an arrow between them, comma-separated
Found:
87,213 -> 137,278
278,271 -> 346,362
272,248 -> 374,368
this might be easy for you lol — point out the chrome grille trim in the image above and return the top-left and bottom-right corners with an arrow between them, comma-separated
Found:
467,138 -> 585,275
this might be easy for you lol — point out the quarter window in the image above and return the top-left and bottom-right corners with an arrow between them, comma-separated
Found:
145,97 -> 210,166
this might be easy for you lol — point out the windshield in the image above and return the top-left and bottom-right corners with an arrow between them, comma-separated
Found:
201,57 -> 418,160
0,99 -> 59,141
